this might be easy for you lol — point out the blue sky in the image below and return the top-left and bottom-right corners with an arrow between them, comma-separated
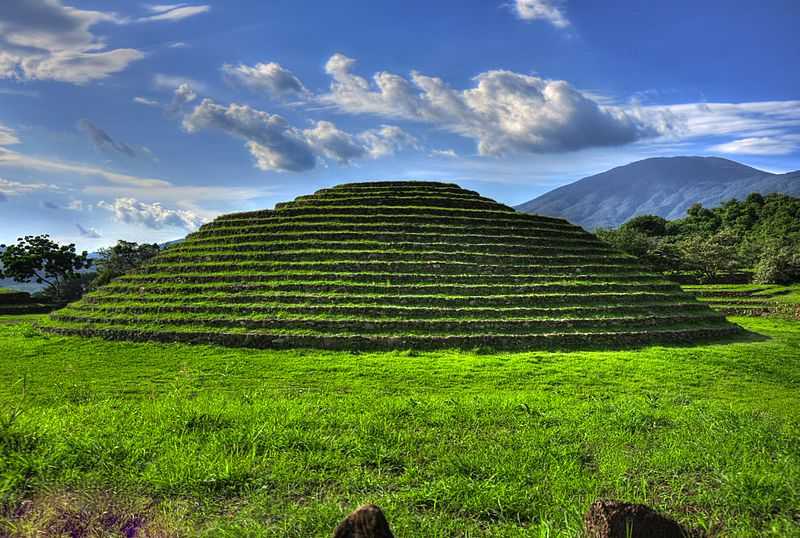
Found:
1,0 -> 798,249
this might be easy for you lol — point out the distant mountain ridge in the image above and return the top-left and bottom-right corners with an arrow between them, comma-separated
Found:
516,156 -> 800,229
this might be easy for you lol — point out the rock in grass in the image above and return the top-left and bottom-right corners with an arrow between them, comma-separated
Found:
333,504 -> 394,538
584,499 -> 689,538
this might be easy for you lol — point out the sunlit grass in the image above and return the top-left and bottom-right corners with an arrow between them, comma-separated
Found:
0,316 -> 798,536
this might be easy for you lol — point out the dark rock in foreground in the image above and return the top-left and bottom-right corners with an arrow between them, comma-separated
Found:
333,504 -> 394,538
584,499 -> 692,538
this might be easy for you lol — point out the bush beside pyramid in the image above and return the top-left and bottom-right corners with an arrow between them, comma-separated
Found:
44,181 -> 741,350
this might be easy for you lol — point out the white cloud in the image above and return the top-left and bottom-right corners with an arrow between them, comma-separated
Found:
302,121 -> 366,164
0,0 -> 144,84
67,199 -> 89,211
153,73 -> 208,93
708,136 -> 800,156
98,197 -> 208,230
431,148 -> 458,158
134,96 -> 160,107
0,177 -> 57,197
0,146 -> 171,188
223,61 -> 309,100
183,98 -> 316,172
512,0 -> 570,28
182,95 -> 418,172
76,223 -> 101,238
648,101 -> 800,139
0,123 -> 20,146
358,125 -> 418,158
84,185 -> 264,209
171,82 -> 197,109
320,53 -> 669,155
138,4 -> 210,22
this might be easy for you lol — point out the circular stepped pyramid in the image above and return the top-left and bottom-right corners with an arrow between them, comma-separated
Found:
43,181 -> 742,350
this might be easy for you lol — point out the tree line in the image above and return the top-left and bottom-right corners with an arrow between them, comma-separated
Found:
0,237 -> 160,304
596,192 -> 800,284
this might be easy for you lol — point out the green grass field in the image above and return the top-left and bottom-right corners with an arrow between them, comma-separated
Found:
1,315 -> 798,536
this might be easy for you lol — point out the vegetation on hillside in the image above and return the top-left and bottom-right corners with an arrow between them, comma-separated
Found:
597,192 -> 800,283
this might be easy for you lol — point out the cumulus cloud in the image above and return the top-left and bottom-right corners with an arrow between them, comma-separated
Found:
137,4 -> 210,22
302,120 -> 366,164
182,96 -> 418,172
98,197 -> 207,230
358,125 -> 419,158
223,61 -> 309,100
0,0 -> 144,84
183,98 -> 317,172
512,0 -> 570,28
170,82 -> 197,111
78,119 -> 136,157
320,53 -> 668,155
76,223 -> 101,238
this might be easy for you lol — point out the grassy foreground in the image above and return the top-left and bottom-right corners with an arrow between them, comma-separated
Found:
0,317 -> 799,537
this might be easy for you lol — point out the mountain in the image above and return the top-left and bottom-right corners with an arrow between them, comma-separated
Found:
516,156 -> 800,229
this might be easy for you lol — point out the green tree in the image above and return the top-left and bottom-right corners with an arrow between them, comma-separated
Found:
677,230 -> 742,283
92,240 -> 160,287
620,214 -> 669,237
0,235 -> 92,302
753,243 -> 800,284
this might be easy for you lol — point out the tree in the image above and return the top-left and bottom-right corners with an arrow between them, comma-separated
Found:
596,226 -> 681,274
620,215 -> 669,237
92,240 -> 160,287
0,235 -> 92,302
753,243 -> 800,284
677,230 -> 742,283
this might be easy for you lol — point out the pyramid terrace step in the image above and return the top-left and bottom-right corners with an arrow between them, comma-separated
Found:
271,204 -> 522,219
198,211 -> 581,230
71,301 -> 713,319
40,323 -> 743,350
138,260 -> 646,276
151,249 -> 632,265
276,195 -> 510,211
114,271 -> 669,285
193,222 -> 589,240
52,311 -> 726,334
180,231 -> 603,248
291,190 -> 491,202
73,290 -> 689,308
166,242 -> 611,259
95,281 -> 680,297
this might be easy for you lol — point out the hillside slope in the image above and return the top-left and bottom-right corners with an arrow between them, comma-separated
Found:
516,157 -> 800,229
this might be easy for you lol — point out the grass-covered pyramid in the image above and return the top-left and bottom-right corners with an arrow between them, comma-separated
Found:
45,181 -> 741,349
